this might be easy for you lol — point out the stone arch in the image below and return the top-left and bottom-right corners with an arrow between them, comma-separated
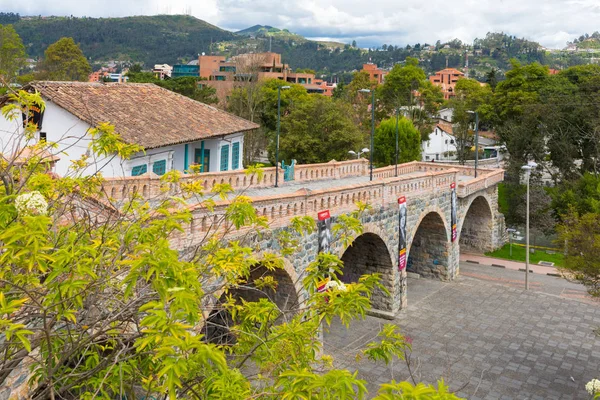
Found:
458,195 -> 494,253
337,226 -> 396,312
203,259 -> 302,345
407,210 -> 451,279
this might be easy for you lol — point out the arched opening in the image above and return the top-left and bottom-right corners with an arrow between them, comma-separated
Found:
408,212 -> 450,279
460,196 -> 494,253
340,233 -> 394,312
203,265 -> 300,345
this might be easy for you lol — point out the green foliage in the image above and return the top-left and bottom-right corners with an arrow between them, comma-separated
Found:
362,324 -> 410,365
0,24 -> 26,82
379,57 -> 426,111
38,37 -> 91,81
558,211 -> 600,296
374,117 -> 422,166
373,380 -> 461,399
276,95 -> 364,164
12,15 -> 236,66
484,243 -> 564,267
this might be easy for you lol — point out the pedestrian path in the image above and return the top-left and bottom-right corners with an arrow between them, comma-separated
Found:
460,252 -> 560,276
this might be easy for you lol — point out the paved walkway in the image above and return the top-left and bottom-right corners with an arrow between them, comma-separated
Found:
324,262 -> 600,399
460,253 -> 561,276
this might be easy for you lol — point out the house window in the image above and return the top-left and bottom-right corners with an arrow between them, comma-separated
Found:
220,144 -> 230,171
131,164 -> 147,176
39,132 -> 47,142
450,139 -> 455,144
445,139 -> 448,144
152,160 -> 167,175
427,142 -> 430,147
232,142 -> 240,170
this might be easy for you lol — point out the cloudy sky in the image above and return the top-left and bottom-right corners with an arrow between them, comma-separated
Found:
2,0 -> 599,49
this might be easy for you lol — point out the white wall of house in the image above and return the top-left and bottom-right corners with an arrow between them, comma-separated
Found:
0,100 -> 246,178
0,102 -> 126,177
422,126 -> 457,161
438,108 -> 454,122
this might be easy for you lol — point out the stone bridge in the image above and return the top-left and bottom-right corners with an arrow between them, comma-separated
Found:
131,160 -> 505,317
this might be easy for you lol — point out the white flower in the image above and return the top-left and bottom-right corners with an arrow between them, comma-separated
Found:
15,191 -> 48,216
586,379 -> 600,395
324,280 -> 347,292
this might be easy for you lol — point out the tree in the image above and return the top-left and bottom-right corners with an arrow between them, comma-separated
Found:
276,95 -> 364,164
449,78 -> 493,164
374,117 -> 421,166
128,63 -> 142,73
0,90 -> 459,399
379,57 -> 426,113
0,24 -> 26,83
558,211 -> 600,296
38,37 -> 91,81
485,68 -> 498,91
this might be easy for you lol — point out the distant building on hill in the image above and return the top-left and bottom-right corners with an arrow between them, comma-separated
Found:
152,64 -> 172,79
172,64 -> 200,78
361,63 -> 386,84
429,68 -> 465,100
198,52 -> 328,103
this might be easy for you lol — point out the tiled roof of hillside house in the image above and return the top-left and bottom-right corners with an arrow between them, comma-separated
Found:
11,81 -> 260,150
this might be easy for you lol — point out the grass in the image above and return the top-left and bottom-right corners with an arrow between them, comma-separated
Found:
485,243 -> 564,267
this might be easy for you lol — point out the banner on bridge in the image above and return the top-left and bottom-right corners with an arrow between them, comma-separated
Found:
317,209 -> 332,254
451,182 -> 457,242
398,197 -> 407,271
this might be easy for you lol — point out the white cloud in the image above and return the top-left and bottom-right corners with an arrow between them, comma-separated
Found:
1,0 -> 599,49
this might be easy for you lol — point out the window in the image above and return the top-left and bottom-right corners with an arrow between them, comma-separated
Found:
427,142 -> 430,147
39,132 -> 47,142
450,139 -> 455,144
131,164 -> 147,176
445,139 -> 448,144
220,144 -> 229,171
232,142 -> 240,170
152,160 -> 167,175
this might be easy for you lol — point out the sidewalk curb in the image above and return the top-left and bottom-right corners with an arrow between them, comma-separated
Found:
491,264 -> 506,269
518,268 -> 534,273
466,260 -> 480,264
546,273 -> 561,277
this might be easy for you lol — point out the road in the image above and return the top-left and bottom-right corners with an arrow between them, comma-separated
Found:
324,261 -> 600,399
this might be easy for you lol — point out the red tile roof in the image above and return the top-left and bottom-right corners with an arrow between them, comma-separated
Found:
20,81 -> 260,150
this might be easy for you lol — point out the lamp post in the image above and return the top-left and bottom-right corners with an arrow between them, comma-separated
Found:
521,161 -> 538,290
395,107 -> 400,177
467,110 -> 479,178
359,88 -> 375,181
275,85 -> 291,188
348,148 -> 370,159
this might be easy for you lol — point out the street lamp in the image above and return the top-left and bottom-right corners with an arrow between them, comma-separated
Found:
359,88 -> 375,181
395,107 -> 400,177
348,148 -> 370,159
275,85 -> 291,188
521,161 -> 538,290
467,110 -> 479,178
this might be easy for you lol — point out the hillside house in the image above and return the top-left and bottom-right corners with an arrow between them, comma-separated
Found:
422,124 -> 457,161
0,81 -> 259,178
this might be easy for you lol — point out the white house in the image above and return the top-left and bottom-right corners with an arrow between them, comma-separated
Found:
422,124 -> 457,161
437,108 -> 453,122
0,81 -> 259,178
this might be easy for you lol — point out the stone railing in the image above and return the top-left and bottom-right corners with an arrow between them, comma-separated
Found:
456,169 -> 504,197
101,159 -> 369,201
170,168 -> 459,249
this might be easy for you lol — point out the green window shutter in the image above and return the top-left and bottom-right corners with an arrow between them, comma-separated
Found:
131,164 -> 147,176
232,142 -> 240,170
220,144 -> 229,171
152,160 -> 167,175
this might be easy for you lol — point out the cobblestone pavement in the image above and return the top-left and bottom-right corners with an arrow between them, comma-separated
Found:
324,262 -> 600,399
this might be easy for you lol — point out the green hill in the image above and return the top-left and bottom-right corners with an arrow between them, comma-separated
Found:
12,14 -> 236,66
